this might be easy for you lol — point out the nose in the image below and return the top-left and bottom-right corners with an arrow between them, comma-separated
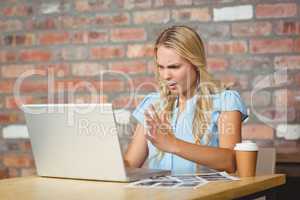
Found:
161,68 -> 172,81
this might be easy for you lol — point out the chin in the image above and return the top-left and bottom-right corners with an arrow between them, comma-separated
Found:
169,90 -> 179,96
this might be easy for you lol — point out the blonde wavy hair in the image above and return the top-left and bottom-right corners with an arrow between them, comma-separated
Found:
152,25 -> 226,162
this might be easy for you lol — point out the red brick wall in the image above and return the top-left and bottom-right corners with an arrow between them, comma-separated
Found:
0,0 -> 299,178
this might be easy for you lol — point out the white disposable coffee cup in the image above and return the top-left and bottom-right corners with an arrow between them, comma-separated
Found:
234,141 -> 258,177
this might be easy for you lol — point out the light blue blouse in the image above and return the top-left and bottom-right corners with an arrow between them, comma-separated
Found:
132,90 -> 248,171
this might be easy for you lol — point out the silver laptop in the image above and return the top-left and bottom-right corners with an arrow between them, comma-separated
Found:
22,104 -> 170,182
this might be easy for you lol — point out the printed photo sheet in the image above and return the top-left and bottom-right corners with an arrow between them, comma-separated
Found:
127,171 -> 239,189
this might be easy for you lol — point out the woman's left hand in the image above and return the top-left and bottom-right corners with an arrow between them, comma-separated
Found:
144,105 -> 179,153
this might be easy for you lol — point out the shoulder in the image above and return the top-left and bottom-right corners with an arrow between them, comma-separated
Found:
214,90 -> 241,100
213,90 -> 243,106
212,90 -> 248,122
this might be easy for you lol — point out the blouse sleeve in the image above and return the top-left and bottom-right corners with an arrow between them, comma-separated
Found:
132,93 -> 160,127
212,90 -> 248,124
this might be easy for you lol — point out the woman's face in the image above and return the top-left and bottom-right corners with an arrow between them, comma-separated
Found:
156,45 -> 198,97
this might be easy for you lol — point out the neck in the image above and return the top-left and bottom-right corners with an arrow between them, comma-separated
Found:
179,84 -> 197,102
177,85 -> 197,111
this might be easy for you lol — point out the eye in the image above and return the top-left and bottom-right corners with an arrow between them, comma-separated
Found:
169,65 -> 180,69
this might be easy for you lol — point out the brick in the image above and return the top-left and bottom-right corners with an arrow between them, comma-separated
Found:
147,60 -> 157,72
8,168 -> 19,178
256,3 -> 297,18
1,4 -> 33,16
0,19 -> 23,32
252,70 -> 294,89
72,30 -> 108,44
71,63 -> 107,76
0,96 -> 4,109
197,24 -> 230,39
133,10 -> 170,24
111,28 -> 146,42
93,13 -> 130,26
207,57 -> 229,71
1,64 -> 40,78
0,0 -> 18,3
275,138 -> 299,148
192,0 -> 212,5
61,16 -> 92,29
21,168 -> 36,177
274,71 -> 294,88
133,76 -> 157,92
208,40 -> 247,55
172,8 -> 211,22
55,80 -> 116,94
3,33 -> 35,46
154,0 -> 192,6
0,51 -> 17,63
39,2 -> 60,14
214,73 -> 237,88
26,17 -> 60,30
112,96 -> 143,109
270,107 -> 296,123
0,112 -> 19,123
13,80 -> 49,93
274,89 -> 297,108
0,81 -> 14,94
109,60 -> 147,74
71,94 -> 108,104
110,13 -> 130,25
217,74 -> 249,90
59,47 -> 88,61
90,46 -> 125,59
0,167 -> 9,179
275,21 -> 300,35
277,124 -> 300,140
2,125 -> 29,139
3,153 -> 34,168
242,124 -> 274,140
232,21 -> 272,37
5,95 -> 47,109
214,5 -> 253,21
127,43 -> 154,58
251,74 -> 273,90
294,73 -> 300,86
20,49 -> 52,62
116,0 -> 151,10
39,32 -> 69,45
295,38 -> 300,52
74,0 -> 111,12
274,56 -> 300,69
40,63 -> 70,77
250,39 -> 293,54
94,80 -> 125,92
242,90 -> 271,107
230,56 -> 272,71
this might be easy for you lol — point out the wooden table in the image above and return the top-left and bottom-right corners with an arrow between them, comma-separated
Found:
0,174 -> 285,200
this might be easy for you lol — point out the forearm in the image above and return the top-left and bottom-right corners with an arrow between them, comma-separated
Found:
173,139 -> 236,173
124,124 -> 149,168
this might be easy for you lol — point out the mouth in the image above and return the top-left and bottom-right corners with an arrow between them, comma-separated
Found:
167,81 -> 177,89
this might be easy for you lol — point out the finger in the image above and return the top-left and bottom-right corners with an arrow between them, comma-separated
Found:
161,112 -> 168,123
145,129 -> 157,143
149,105 -> 161,123
159,112 -> 171,131
144,114 -> 158,137
145,110 -> 161,133
145,111 -> 155,123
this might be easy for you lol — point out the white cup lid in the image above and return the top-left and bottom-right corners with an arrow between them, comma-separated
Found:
234,140 -> 258,151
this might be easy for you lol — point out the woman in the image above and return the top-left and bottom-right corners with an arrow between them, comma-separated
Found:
124,25 -> 248,173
